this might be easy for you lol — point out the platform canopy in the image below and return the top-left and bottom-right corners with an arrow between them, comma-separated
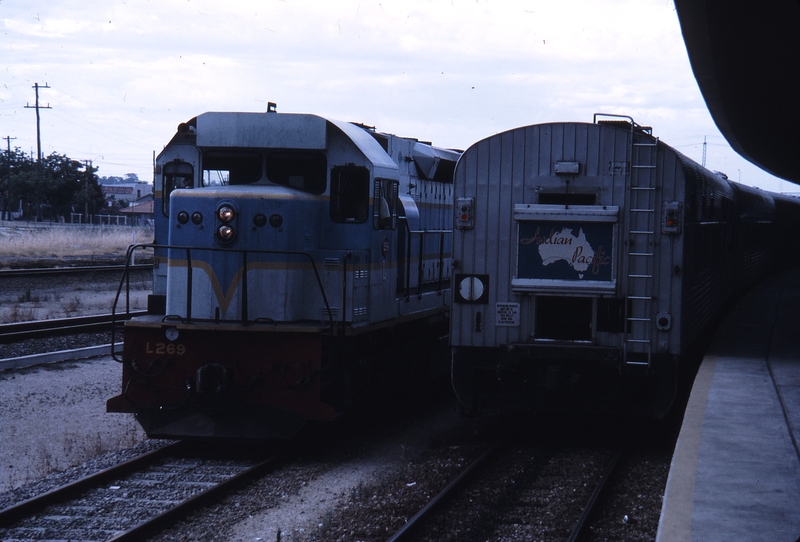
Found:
674,0 -> 800,184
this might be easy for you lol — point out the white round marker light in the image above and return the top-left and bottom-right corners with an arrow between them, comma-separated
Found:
458,276 -> 485,301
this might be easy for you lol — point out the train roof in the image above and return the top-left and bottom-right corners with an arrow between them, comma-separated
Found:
161,111 -> 405,175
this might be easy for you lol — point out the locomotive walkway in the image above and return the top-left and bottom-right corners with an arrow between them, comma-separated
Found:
658,266 -> 800,541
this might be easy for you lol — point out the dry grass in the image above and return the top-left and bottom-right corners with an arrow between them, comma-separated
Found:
0,279 -> 150,324
0,224 -> 154,323
0,224 -> 153,261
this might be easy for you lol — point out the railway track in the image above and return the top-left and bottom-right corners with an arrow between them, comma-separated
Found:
0,441 -> 285,541
0,263 -> 152,360
386,439 -> 626,542
0,312 -> 147,344
0,264 -> 152,278
386,440 -> 507,542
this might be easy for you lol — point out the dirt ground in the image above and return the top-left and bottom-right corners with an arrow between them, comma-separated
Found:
0,356 -> 147,493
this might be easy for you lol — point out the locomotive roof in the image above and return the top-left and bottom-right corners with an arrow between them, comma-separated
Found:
173,111 -> 399,174
194,111 -> 328,149
325,117 -> 398,173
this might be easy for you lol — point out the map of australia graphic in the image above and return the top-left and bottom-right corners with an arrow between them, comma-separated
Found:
536,227 -> 595,277
518,222 -> 612,281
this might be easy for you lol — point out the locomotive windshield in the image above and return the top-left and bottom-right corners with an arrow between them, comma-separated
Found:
202,151 -> 262,186
266,151 -> 327,194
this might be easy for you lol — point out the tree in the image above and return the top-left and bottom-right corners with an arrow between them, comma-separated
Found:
1,149 -> 105,221
99,175 -> 125,184
72,161 -> 105,219
1,147 -> 36,219
42,153 -> 86,218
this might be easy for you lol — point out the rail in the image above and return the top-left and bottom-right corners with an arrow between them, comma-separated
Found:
0,442 -> 286,541
0,264 -> 152,278
384,439 -> 626,541
0,442 -> 183,526
385,440 -> 505,542
0,312 -> 147,344
110,453 -> 285,541
566,445 -> 626,542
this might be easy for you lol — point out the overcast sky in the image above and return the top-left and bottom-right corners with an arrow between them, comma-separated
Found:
0,0 -> 793,193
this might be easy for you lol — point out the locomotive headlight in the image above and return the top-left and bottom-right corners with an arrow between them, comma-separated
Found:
191,211 -> 203,225
177,210 -> 189,224
217,224 -> 235,242
217,205 -> 235,223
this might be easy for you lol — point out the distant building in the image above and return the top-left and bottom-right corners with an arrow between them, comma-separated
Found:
100,181 -> 152,203
119,194 -> 154,225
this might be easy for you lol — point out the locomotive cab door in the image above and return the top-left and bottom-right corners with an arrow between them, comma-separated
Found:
366,178 -> 401,323
152,145 -> 200,302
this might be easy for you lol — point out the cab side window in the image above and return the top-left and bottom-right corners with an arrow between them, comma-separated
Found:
162,160 -> 194,217
330,165 -> 369,223
373,178 -> 399,230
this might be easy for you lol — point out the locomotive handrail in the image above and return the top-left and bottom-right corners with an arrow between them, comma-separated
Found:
111,243 -> 335,362
400,228 -> 451,299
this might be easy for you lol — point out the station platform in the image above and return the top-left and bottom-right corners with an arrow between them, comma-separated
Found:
657,267 -> 800,541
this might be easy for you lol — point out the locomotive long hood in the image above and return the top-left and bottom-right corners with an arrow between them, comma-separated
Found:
674,0 -> 800,183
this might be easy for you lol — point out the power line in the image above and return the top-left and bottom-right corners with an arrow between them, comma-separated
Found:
24,82 -> 52,163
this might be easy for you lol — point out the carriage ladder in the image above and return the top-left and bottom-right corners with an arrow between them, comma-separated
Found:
624,130 -> 658,369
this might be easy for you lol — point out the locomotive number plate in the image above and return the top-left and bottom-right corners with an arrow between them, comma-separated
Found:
145,342 -> 186,356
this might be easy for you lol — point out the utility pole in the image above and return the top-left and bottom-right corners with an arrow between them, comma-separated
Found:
83,159 -> 94,222
3,136 -> 16,221
24,82 -> 52,163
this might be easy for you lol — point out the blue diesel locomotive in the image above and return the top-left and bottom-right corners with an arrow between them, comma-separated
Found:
108,108 -> 460,438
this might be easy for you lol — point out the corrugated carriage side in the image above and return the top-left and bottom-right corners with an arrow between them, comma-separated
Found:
449,115 -> 786,417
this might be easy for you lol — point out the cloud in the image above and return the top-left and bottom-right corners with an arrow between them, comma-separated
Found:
0,0 -> 790,192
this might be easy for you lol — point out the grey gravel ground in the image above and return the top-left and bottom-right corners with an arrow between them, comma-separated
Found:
0,356 -> 148,493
